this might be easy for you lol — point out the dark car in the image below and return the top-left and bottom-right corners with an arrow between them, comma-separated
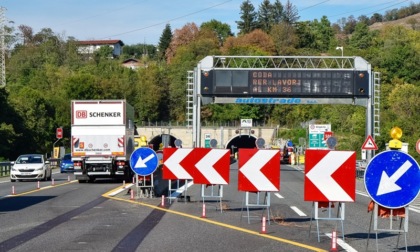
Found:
60,153 -> 74,173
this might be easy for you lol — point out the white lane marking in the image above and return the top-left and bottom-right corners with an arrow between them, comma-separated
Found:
169,180 -> 194,199
291,206 -> 307,216
325,233 -> 358,252
274,192 -> 284,199
108,184 -> 134,196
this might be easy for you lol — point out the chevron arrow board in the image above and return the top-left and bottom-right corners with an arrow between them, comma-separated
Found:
304,150 -> 356,202
163,148 -> 230,184
238,149 -> 280,192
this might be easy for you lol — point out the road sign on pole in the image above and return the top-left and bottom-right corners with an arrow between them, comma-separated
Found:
56,127 -> 63,139
364,150 -> 420,209
362,135 -> 378,150
130,147 -> 159,176
308,124 -> 331,149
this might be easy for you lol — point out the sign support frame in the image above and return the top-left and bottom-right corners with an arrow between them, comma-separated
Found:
366,203 -> 408,251
201,184 -> 224,213
135,174 -> 154,198
309,202 -> 345,242
240,192 -> 271,225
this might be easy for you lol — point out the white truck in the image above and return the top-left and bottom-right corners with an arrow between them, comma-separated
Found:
71,100 -> 136,183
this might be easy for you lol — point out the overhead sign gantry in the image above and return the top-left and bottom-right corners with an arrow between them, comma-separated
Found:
192,55 -> 379,160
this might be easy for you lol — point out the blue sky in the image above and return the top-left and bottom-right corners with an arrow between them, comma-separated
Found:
1,0 -> 413,45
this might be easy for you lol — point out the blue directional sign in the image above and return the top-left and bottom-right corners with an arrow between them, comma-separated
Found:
130,147 -> 159,176
364,150 -> 420,209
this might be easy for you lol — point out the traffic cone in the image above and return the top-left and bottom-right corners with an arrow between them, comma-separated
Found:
330,229 -> 338,251
37,181 -> 40,189
201,203 -> 206,218
160,195 -> 165,207
130,189 -> 134,200
12,186 -> 15,195
51,178 -> 55,186
260,216 -> 267,234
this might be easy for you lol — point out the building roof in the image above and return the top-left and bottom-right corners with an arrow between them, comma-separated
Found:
77,40 -> 124,46
122,58 -> 139,64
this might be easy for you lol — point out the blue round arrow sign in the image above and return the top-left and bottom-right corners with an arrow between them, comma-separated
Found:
130,147 -> 159,176
364,150 -> 420,209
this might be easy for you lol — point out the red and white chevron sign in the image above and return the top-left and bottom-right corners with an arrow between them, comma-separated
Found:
238,149 -> 280,192
163,148 -> 230,184
304,150 -> 356,202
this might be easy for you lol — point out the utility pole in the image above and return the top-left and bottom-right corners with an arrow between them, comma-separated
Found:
0,7 -> 6,88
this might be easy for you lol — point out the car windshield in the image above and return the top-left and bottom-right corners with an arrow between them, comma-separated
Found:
63,154 -> 71,160
17,155 -> 43,164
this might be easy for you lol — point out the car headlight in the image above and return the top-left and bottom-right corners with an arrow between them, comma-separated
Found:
36,167 -> 44,171
11,167 -> 16,171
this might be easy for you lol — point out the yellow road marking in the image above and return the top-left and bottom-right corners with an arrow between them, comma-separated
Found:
103,186 -> 327,252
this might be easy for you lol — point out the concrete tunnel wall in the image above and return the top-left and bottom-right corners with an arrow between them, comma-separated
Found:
147,134 -> 257,154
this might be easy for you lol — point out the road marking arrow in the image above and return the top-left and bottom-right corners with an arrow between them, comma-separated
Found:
164,149 -> 193,179
306,151 -> 354,201
134,154 -> 155,168
195,149 -> 228,184
377,160 -> 413,196
241,150 -> 278,191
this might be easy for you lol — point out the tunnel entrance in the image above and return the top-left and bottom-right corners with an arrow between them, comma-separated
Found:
226,135 -> 257,156
148,134 -> 177,151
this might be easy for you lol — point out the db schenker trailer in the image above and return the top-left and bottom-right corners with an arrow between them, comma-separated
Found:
71,100 -> 135,183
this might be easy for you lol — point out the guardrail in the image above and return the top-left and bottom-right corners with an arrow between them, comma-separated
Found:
0,162 -> 12,177
49,158 -> 61,169
356,160 -> 367,178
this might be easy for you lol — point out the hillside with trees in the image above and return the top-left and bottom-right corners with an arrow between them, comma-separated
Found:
0,1 -> 419,161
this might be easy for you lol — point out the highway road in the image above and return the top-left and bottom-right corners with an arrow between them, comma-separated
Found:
1,163 -> 420,252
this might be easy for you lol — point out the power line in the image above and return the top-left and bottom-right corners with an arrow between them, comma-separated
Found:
327,0 -> 410,19
100,0 -> 232,40
299,0 -> 330,12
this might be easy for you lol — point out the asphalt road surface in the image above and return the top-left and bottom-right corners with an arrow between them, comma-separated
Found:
1,163 -> 420,252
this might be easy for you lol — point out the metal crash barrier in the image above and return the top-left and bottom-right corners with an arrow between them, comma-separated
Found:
0,162 -> 12,176
48,158 -> 61,169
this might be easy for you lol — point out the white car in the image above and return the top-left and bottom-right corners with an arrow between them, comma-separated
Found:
10,154 -> 52,182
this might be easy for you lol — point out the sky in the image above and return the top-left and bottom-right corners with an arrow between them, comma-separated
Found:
0,0 -> 413,45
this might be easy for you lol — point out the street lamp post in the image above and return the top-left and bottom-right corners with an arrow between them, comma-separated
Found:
336,46 -> 344,68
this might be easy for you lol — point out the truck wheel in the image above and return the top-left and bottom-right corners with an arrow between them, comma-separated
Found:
78,180 -> 86,183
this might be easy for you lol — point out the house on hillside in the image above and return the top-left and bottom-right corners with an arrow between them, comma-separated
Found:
77,40 -> 124,58
121,58 -> 142,70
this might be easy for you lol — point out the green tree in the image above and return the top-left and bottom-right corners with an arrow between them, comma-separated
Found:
271,0 -> 284,24
236,0 -> 258,35
372,26 -> 420,84
134,64 -> 167,122
158,24 -> 172,61
316,16 -> 334,51
257,0 -> 274,32
349,22 -> 372,49
200,19 -> 233,46
270,23 -> 298,55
